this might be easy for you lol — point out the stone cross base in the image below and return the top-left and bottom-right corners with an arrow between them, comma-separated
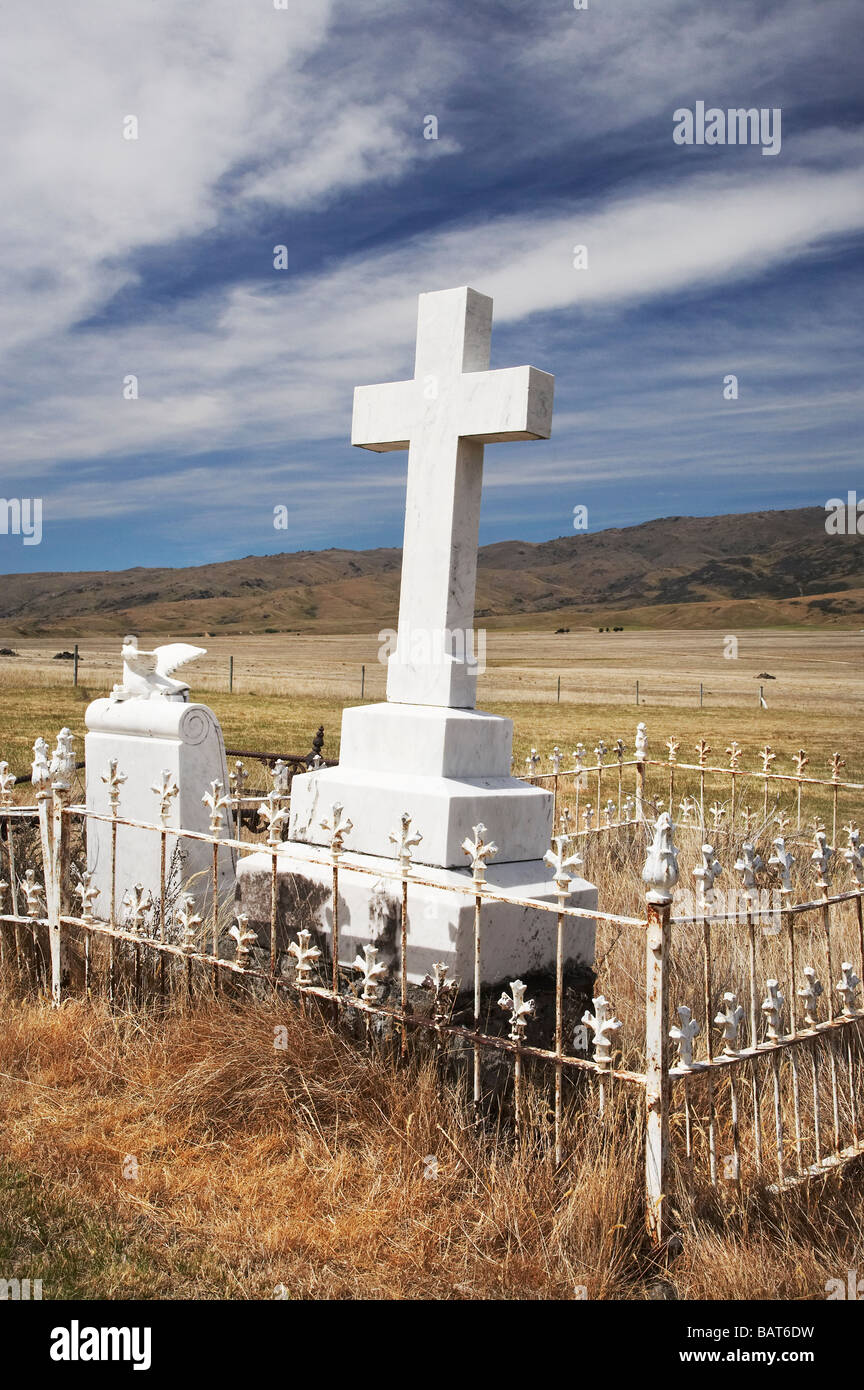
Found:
235,842 -> 597,987
287,701 -> 552,868
238,699 -> 596,984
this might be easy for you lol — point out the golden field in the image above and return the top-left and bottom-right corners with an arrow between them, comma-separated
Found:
0,626 -> 860,778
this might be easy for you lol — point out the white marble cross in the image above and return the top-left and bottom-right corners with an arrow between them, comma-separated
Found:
352,286 -> 554,708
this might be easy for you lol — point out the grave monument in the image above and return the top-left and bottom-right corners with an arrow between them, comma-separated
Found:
237,286 -> 596,985
84,639 -> 234,924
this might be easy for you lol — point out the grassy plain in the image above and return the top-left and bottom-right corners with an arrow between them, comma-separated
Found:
0,624 -> 862,1300
0,626 -> 860,777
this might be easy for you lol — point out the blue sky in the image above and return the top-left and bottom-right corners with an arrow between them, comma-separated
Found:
2,0 -> 863,573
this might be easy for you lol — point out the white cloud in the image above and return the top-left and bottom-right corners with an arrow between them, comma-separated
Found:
0,0 -> 457,355
3,158 -> 863,476
1,0 -> 862,556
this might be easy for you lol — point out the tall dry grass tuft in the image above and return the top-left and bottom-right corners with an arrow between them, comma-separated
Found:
1,980 -> 861,1299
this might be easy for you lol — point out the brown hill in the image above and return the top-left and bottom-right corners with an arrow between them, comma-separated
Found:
0,506 -> 861,637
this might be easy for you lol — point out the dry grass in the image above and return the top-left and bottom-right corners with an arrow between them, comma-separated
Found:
0,988 -> 643,1299
1,628 -> 863,1299
1,984 -> 861,1301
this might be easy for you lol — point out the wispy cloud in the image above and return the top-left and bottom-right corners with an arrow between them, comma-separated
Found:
0,0 -> 862,570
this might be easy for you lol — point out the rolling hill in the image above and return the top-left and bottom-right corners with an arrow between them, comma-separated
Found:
0,506 -> 861,637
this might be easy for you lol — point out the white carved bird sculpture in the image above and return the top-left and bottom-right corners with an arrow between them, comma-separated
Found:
118,635 -> 207,701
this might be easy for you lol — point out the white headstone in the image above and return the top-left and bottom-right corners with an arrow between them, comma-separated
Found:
85,660 -> 234,925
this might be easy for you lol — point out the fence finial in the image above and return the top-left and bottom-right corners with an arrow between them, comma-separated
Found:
72,869 -> 100,923
768,837 -> 794,895
21,869 -> 44,918
714,992 -> 745,1055
390,812 -> 423,870
836,962 -> 861,1016
151,769 -> 179,826
353,943 -> 387,1001
462,822 -> 498,886
230,761 -> 249,799
271,759 -> 291,796
229,915 -> 257,965
422,962 -> 458,1024
101,758 -> 127,812
122,883 -> 151,932
175,894 -> 203,951
726,740 -> 742,771
544,835 -> 582,894
582,995 -> 622,1066
635,723 -> 647,762
734,841 -> 763,904
843,825 -> 864,886
761,979 -> 785,1040
811,828 -> 833,890
259,790 -> 290,845
0,761 -> 16,806
320,802 -> 353,856
499,979 -> 535,1043
642,811 -> 679,904
572,743 -> 587,787
202,780 -> 231,837
798,966 -> 823,1025
669,1004 -> 700,1070
693,843 -> 722,908
50,728 -> 76,788
288,928 -> 321,985
32,737 -> 51,789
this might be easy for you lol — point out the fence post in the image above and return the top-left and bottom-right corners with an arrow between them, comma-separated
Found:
642,811 -> 677,1244
645,898 -> 671,1242
73,644 -> 79,687
229,655 -> 234,693
50,784 -> 71,1005
635,722 -> 646,820
36,783 -> 54,992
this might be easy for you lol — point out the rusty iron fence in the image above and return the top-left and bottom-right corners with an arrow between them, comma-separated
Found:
0,725 -> 862,1245
526,733 -> 861,845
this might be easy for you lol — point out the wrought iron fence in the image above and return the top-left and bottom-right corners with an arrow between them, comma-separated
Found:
0,724 -> 862,1246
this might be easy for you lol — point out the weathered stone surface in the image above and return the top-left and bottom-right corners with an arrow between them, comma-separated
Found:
237,842 -> 596,986
85,696 -> 235,921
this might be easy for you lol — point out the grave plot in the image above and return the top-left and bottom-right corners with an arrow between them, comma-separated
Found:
1,720 -> 862,1243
